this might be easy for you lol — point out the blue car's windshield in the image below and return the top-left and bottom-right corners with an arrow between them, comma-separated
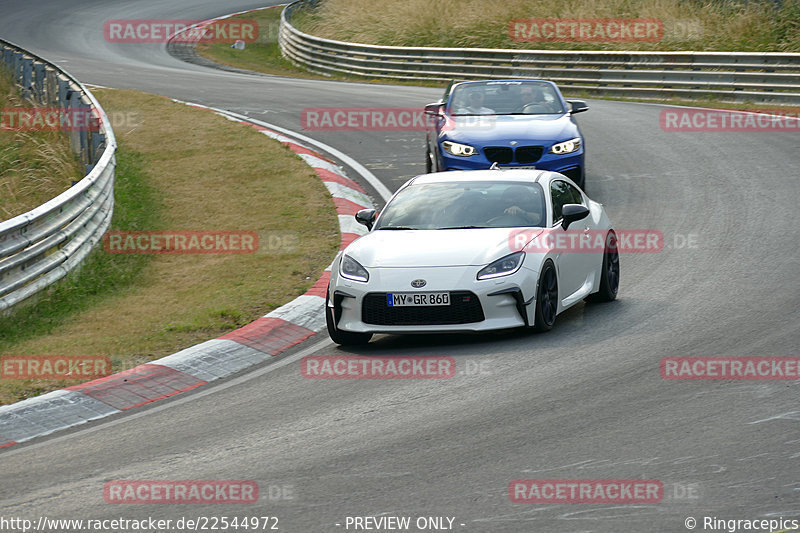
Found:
375,181 -> 547,230
449,81 -> 565,116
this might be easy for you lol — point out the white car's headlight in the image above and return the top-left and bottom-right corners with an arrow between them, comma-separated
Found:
477,252 -> 525,280
442,141 -> 478,157
340,254 -> 369,282
550,137 -> 582,155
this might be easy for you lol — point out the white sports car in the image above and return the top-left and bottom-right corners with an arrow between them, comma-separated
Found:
326,168 -> 619,345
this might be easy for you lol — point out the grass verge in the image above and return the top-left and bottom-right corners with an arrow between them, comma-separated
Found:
0,88 -> 339,405
194,5 -> 800,113
194,6 -> 437,87
0,69 -> 83,220
293,0 -> 800,52
195,6 -> 321,80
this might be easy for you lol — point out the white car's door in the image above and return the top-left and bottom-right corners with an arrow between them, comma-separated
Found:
549,180 -> 597,303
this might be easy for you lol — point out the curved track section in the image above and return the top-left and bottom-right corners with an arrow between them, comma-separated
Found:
1,2 -> 798,531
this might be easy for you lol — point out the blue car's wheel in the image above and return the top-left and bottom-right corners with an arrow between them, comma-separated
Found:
425,146 -> 433,173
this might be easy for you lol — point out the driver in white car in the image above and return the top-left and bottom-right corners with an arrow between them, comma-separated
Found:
501,185 -> 543,225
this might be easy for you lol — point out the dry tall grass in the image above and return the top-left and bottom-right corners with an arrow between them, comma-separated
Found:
0,72 -> 83,220
294,0 -> 800,51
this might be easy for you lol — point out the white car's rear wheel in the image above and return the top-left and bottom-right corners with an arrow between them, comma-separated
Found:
533,260 -> 558,332
586,231 -> 619,302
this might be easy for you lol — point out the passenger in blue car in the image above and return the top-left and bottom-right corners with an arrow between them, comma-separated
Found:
457,89 -> 494,115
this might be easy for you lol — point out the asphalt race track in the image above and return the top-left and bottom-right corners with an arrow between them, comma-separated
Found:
1,1 -> 798,531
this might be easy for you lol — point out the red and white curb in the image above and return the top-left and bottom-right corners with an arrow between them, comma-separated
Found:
0,103 -> 380,449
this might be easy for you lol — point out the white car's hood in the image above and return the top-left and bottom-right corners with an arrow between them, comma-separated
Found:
345,228 -> 544,268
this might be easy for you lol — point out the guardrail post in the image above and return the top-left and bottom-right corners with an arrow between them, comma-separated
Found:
12,51 -> 23,82
45,70 -> 58,106
90,132 -> 105,165
21,58 -> 33,98
58,79 -> 69,108
67,90 -> 81,155
33,62 -> 46,103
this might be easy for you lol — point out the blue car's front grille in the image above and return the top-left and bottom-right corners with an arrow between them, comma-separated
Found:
515,146 -> 544,164
483,145 -> 544,165
484,146 -> 513,164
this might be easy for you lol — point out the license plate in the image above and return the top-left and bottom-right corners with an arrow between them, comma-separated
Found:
387,292 -> 450,307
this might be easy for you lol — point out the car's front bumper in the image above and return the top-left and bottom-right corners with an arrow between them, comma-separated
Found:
438,146 -> 584,183
330,265 -> 539,334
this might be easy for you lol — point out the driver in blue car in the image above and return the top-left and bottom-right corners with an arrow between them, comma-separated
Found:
516,85 -> 551,113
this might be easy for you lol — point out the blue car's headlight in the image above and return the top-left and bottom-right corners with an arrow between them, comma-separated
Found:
442,140 -> 478,157
340,254 -> 369,282
550,137 -> 582,155
477,252 -> 525,280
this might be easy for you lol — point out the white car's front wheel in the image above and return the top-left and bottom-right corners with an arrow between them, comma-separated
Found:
325,289 -> 372,346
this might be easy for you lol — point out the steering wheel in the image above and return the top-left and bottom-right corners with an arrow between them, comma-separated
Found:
515,103 -> 552,114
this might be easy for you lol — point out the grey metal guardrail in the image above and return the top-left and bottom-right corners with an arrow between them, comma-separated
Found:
0,38 -> 116,312
279,0 -> 800,105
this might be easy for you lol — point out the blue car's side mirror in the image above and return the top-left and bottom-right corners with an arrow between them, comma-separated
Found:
567,100 -> 589,114
424,102 -> 445,116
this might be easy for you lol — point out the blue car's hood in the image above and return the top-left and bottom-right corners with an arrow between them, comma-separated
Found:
441,113 -> 579,144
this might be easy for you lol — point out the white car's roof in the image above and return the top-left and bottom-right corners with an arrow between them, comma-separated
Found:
411,168 -> 553,185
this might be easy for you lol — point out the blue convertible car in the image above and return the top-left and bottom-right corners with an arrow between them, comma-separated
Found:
425,80 -> 589,188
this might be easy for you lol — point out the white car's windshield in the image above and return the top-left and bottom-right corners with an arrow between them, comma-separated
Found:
375,181 -> 546,230
449,81 -> 565,116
